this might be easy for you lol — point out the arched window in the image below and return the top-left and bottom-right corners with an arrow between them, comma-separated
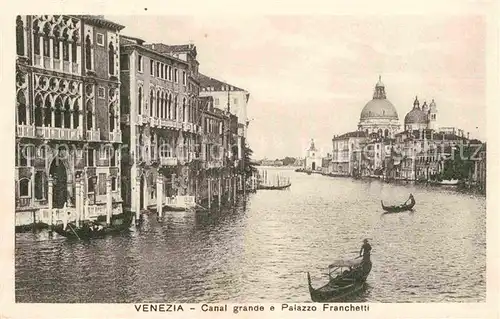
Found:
168,93 -> 172,119
73,99 -> 80,129
16,16 -> 24,56
33,20 -> 40,55
62,29 -> 69,61
42,23 -> 50,57
19,178 -> 30,197
109,104 -> 115,132
44,97 -> 52,127
17,90 -> 27,125
108,42 -> 115,75
160,92 -> 165,118
156,90 -> 160,118
174,96 -> 178,120
63,98 -> 71,128
71,33 -> 78,63
86,100 -> 93,130
182,98 -> 187,122
111,177 -> 117,191
53,27 -> 60,60
54,96 -> 63,127
384,129 -> 389,138
34,94 -> 43,126
149,89 -> 154,117
34,171 -> 46,200
85,35 -> 92,70
138,86 -> 143,114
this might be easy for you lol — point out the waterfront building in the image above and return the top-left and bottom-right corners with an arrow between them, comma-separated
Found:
304,139 -> 322,171
404,96 -> 438,131
198,74 -> 250,159
119,36 -> 202,217
15,15 -> 125,227
358,76 -> 401,138
331,131 -> 367,176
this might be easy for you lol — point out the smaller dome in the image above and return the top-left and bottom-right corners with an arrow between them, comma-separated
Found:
405,108 -> 428,124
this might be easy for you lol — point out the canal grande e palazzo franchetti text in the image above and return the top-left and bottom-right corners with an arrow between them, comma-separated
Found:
14,15 -> 486,232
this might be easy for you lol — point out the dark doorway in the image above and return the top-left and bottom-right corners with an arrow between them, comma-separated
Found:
49,159 -> 68,208
312,162 -> 316,171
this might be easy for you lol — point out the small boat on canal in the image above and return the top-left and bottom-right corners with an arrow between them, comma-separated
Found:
307,258 -> 372,302
381,194 -> 416,213
52,211 -> 134,240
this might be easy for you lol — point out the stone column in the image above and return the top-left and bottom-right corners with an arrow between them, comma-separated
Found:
48,177 -> 53,225
80,178 -> 85,221
135,176 -> 141,222
106,177 -> 112,225
218,175 -> 221,207
75,177 -> 81,227
156,175 -> 163,218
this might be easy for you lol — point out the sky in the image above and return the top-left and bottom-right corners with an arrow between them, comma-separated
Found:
110,15 -> 487,160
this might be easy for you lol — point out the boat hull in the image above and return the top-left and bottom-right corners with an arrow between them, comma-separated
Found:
307,261 -> 372,302
381,198 -> 415,213
53,212 -> 134,240
257,184 -> 291,190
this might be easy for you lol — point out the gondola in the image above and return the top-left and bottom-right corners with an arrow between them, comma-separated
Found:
257,183 -> 291,190
307,258 -> 372,302
52,211 -> 134,240
381,195 -> 415,213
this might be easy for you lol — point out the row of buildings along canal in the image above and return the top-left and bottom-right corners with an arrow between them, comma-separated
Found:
15,15 -> 252,230
302,76 -> 486,192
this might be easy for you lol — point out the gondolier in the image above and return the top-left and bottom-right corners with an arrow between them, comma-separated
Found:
359,239 -> 371,262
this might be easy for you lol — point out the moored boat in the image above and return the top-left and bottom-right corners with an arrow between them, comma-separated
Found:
307,258 -> 372,302
257,183 -> 291,190
381,194 -> 416,213
52,211 -> 134,240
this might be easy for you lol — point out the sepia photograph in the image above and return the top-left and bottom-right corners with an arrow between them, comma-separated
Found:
5,2 -> 498,317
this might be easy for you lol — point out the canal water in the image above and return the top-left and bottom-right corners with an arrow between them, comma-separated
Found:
15,168 -> 486,303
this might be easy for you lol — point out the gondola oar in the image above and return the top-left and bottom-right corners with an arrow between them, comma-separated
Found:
67,223 -> 81,240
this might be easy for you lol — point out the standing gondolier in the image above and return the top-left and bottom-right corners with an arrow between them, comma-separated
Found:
359,239 -> 372,262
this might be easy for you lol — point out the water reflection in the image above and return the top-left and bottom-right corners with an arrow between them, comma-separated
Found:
16,169 -> 486,303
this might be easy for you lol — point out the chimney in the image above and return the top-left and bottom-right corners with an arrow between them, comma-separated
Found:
467,132 -> 470,140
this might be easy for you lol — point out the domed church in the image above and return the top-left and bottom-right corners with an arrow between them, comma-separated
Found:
358,76 -> 401,138
404,96 -> 437,131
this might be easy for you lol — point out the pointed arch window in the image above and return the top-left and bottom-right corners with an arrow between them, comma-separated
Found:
42,24 -> 50,57
160,92 -> 165,118
168,94 -> 172,119
182,98 -> 187,122
71,33 -> 78,63
109,104 -> 115,132
138,86 -> 143,115
44,97 -> 52,127
86,100 -> 93,130
156,91 -> 160,118
34,171 -> 47,200
17,90 -> 27,125
16,16 -> 24,56
62,29 -> 69,61
54,97 -> 63,127
108,42 -> 115,75
34,95 -> 43,126
149,89 -> 154,117
73,99 -> 80,129
63,99 -> 71,128
19,178 -> 30,197
53,27 -> 60,60
174,96 -> 178,120
33,21 -> 40,55
85,35 -> 92,70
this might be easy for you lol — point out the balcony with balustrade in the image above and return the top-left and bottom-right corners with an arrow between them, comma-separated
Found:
160,157 -> 178,166
109,130 -> 122,143
86,129 -> 101,142
16,125 -> 36,138
26,126 -> 84,141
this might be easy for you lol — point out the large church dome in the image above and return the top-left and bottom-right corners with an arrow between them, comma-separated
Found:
359,76 -> 399,121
